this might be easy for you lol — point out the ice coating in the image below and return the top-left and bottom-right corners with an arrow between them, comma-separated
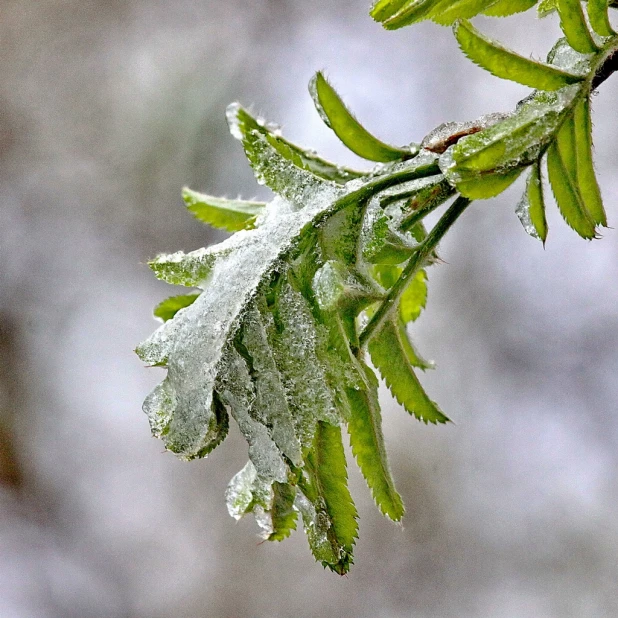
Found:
225,461 -> 258,520
225,461 -> 276,537
516,188 -> 541,240
136,135 -> 440,459
547,37 -> 593,75
225,102 -> 245,140
421,113 -> 511,154
148,247 -> 227,287
137,185 -> 340,459
240,302 -> 303,466
294,491 -> 337,564
439,85 -> 580,186
271,282 -> 340,445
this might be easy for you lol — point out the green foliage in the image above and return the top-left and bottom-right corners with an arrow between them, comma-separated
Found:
138,0 -> 618,572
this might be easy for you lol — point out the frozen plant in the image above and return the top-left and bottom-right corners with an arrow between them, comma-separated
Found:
137,0 -> 618,574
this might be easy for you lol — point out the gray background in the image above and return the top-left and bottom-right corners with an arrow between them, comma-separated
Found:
1,1 -> 617,616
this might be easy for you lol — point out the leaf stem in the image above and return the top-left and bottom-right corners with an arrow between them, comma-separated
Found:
359,196 -> 472,348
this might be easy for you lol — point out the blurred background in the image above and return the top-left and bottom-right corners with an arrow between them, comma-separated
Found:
1,1 -> 617,616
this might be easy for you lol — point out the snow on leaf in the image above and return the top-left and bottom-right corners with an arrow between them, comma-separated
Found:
183,187 -> 266,231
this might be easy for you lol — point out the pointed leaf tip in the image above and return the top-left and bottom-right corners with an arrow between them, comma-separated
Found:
453,20 -> 585,91
309,71 -> 417,162
183,187 -> 265,232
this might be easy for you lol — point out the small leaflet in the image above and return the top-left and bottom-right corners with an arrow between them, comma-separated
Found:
183,187 -> 265,232
433,0 -> 506,25
369,316 -> 449,424
153,293 -> 200,322
370,0 -> 410,21
537,0 -> 558,16
482,0 -> 537,17
399,269 -> 427,323
309,72 -> 417,162
268,482 -> 298,541
587,0 -> 616,37
516,162 -> 548,243
454,20 -> 585,91
299,422 -> 358,575
556,0 -> 599,54
148,248 -> 223,287
227,103 -> 364,189
382,0 -> 444,29
347,362 -> 405,521
573,97 -> 607,226
546,141 -> 597,239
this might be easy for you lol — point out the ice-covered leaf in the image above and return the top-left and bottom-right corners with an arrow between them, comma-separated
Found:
454,167 -> 524,199
148,247 -> 225,287
227,103 -> 364,191
438,86 -> 580,195
361,198 -> 418,264
183,187 -> 265,231
516,161 -> 548,242
369,316 -> 449,423
298,421 -> 358,574
557,0 -> 599,54
347,362 -> 405,520
310,72 -> 417,162
268,482 -> 298,541
454,20 -> 585,90
538,0 -> 558,15
587,0 -> 616,37
153,293 -> 200,322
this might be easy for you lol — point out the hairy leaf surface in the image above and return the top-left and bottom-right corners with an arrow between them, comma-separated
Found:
454,20 -> 585,90
310,72 -> 417,162
183,188 -> 265,231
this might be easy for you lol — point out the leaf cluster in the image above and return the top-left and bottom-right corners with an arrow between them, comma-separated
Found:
138,0 -> 618,572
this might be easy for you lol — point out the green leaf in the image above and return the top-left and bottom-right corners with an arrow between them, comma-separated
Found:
573,97 -> 607,226
370,0 -> 410,21
299,422 -> 358,574
433,0 -> 504,25
439,88 -> 580,193
482,0 -> 537,17
454,167 -> 524,199
153,293 -> 200,322
546,137 -> 597,239
361,199 -> 418,265
309,72 -> 417,162
239,303 -> 303,466
369,316 -> 449,423
268,482 -> 298,542
380,0 -> 443,28
227,103 -> 364,191
347,363 -> 405,521
454,20 -> 585,90
556,0 -> 599,53
538,0 -> 558,15
399,269 -> 427,323
516,161 -> 548,242
148,248 -> 224,287
182,187 -> 265,232
587,0 -> 616,36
